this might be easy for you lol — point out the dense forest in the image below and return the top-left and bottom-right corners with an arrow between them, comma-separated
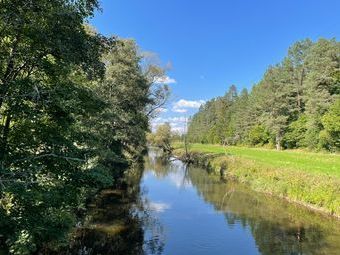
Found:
188,39 -> 340,151
0,1 -> 168,254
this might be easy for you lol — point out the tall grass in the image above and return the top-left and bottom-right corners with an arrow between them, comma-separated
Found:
173,143 -> 340,217
173,143 -> 340,177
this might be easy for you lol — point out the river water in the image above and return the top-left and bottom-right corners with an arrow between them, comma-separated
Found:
58,150 -> 340,255
140,151 -> 340,255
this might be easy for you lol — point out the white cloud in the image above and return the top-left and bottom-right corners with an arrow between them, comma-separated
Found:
154,107 -> 168,114
171,126 -> 186,133
153,75 -> 176,84
172,99 -> 205,113
151,116 -> 188,133
153,117 -> 162,122
148,201 -> 171,213
153,116 -> 187,123
173,108 -> 187,113
167,167 -> 192,188
175,99 -> 205,108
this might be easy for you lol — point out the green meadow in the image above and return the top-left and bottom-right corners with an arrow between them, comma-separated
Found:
173,143 -> 340,217
175,143 -> 340,177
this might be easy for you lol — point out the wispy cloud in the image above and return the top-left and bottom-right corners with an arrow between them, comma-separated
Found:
153,75 -> 176,84
170,126 -> 186,133
172,99 -> 205,113
151,116 -> 188,133
154,107 -> 168,114
168,170 -> 192,188
151,100 -> 205,133
148,201 -> 171,213
153,116 -> 187,123
173,108 -> 187,113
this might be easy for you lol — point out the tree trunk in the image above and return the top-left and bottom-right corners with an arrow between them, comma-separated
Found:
276,133 -> 282,150
0,82 -> 9,110
0,114 -> 11,161
297,68 -> 305,112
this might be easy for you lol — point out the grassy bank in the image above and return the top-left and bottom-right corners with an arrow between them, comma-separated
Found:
173,143 -> 340,218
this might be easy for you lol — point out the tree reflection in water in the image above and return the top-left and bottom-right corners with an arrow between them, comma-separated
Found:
144,150 -> 340,255
50,151 -> 340,255
49,162 -> 165,255
188,165 -> 340,255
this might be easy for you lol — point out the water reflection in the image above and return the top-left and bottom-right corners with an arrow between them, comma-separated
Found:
48,151 -> 340,255
57,188 -> 145,255
49,164 -> 165,255
142,150 -> 340,255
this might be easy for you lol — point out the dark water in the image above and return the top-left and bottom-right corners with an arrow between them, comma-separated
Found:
57,151 -> 340,255
140,151 -> 340,255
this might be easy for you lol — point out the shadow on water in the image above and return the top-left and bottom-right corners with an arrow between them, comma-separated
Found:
43,162 -> 165,255
62,189 -> 144,255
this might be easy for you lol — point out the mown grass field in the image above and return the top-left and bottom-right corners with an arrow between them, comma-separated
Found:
173,143 -> 340,217
174,143 -> 340,178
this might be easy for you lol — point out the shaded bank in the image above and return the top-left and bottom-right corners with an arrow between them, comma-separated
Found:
57,189 -> 144,255
173,144 -> 340,218
43,160 -> 166,255
38,166 -> 146,255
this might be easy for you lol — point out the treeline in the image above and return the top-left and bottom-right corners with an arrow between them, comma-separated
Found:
188,39 -> 340,151
0,1 -> 167,254
147,123 -> 174,154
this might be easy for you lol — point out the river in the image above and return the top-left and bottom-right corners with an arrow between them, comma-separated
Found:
140,151 -> 340,255
60,150 -> 340,255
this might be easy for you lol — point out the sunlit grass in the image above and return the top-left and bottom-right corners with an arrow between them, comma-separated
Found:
174,143 -> 340,178
173,143 -> 340,216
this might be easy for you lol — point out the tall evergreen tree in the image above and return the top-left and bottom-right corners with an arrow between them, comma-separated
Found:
304,39 -> 340,148
188,38 -> 339,151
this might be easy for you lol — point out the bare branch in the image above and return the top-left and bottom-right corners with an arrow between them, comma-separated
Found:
14,153 -> 86,163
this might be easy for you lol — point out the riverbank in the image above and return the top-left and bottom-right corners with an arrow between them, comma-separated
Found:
39,166 -> 145,254
173,143 -> 340,218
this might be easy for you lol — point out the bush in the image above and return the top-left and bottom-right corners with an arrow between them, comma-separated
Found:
248,125 -> 270,146
284,115 -> 307,148
320,98 -> 340,151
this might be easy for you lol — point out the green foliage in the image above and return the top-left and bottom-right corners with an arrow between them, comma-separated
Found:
0,1 -> 164,253
148,123 -> 172,153
320,98 -> 340,150
9,230 -> 36,255
188,38 -> 339,151
303,39 -> 340,148
284,114 -> 308,148
248,125 -> 270,146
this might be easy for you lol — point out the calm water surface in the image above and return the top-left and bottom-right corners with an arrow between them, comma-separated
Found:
140,151 -> 340,255
58,151 -> 340,255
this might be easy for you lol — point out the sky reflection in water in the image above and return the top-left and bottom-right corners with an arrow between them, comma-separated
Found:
141,151 -> 340,255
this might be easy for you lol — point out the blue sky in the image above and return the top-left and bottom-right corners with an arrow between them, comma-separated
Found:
90,0 -> 340,132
